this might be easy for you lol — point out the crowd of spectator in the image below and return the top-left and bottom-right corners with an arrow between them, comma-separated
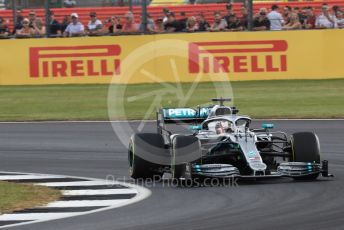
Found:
0,3 -> 343,39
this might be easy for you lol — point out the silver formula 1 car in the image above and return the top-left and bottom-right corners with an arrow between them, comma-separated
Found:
128,98 -> 332,181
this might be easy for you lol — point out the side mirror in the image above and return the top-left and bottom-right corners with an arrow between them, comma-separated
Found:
188,125 -> 202,131
261,123 -> 274,129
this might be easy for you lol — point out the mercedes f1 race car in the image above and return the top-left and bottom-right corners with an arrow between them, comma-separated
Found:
128,98 -> 332,181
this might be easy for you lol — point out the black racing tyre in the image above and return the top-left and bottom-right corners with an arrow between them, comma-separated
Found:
128,133 -> 165,179
290,132 -> 321,180
171,135 -> 201,179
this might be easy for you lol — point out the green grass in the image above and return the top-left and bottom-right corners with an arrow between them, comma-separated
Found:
0,181 -> 61,214
0,79 -> 343,121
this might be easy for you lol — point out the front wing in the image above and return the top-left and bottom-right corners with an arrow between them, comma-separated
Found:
188,161 -> 333,179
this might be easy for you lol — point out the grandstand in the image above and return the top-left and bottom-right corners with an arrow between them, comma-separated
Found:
0,1 -> 343,31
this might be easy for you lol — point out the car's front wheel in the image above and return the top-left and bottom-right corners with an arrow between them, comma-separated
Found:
290,132 -> 321,180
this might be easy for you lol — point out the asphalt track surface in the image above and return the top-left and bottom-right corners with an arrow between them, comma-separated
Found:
0,120 -> 343,230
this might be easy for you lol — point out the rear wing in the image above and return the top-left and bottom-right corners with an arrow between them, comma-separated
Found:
158,107 -> 212,124
157,105 -> 240,138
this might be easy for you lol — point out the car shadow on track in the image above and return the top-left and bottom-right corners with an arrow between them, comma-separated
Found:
114,176 -> 333,189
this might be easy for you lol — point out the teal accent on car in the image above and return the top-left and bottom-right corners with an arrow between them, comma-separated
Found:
189,125 -> 203,131
248,151 -> 256,158
199,107 -> 210,118
163,108 -> 197,119
261,123 -> 274,129
162,107 -> 211,119
194,165 -> 201,172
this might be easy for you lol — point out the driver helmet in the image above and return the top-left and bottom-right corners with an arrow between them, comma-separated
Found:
215,122 -> 225,134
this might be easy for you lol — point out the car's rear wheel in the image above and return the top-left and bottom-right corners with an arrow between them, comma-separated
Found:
171,135 -> 201,180
290,132 -> 321,180
129,133 -> 165,179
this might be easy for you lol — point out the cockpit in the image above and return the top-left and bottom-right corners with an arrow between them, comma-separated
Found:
204,119 -> 235,134
202,117 -> 252,134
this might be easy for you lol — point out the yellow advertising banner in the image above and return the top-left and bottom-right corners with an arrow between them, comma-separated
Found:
0,29 -> 343,85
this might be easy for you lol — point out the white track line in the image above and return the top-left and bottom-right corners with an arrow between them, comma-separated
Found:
0,213 -> 84,221
36,181 -> 119,187
0,171 -> 151,229
0,175 -> 66,180
62,189 -> 137,196
46,200 -> 130,208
